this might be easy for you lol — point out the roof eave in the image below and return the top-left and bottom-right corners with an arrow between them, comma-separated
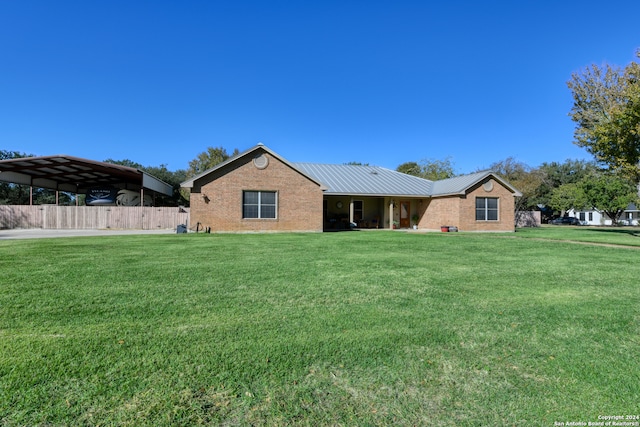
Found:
324,192 -> 431,198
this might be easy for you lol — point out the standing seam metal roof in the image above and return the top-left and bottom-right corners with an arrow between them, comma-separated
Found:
430,171 -> 492,196
179,144 -> 521,198
431,170 -> 522,196
292,163 -> 434,196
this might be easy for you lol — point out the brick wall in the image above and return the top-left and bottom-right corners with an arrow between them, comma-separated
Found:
419,196 -> 461,230
459,180 -> 515,231
189,150 -> 324,232
418,178 -> 516,232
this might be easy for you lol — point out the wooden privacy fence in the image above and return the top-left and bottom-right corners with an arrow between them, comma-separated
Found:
0,205 -> 189,230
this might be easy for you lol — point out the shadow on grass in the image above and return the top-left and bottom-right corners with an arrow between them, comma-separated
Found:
584,226 -> 640,238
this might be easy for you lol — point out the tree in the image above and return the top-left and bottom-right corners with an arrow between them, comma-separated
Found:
534,159 -> 599,214
580,172 -> 638,225
548,183 -> 588,216
0,150 -> 33,204
180,146 -> 239,203
186,146 -> 239,177
396,157 -> 456,180
396,161 -> 421,176
485,157 -> 545,226
106,158 -> 188,206
567,50 -> 640,180
143,165 -> 188,206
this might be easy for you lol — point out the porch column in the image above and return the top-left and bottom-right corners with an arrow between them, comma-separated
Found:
389,199 -> 394,229
349,198 -> 354,224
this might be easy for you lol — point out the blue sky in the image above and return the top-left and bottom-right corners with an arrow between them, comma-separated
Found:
1,1 -> 639,174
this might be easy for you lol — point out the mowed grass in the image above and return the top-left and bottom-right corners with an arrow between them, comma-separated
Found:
517,225 -> 640,247
1,229 -> 639,426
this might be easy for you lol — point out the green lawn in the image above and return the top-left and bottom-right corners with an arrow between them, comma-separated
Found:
1,229 -> 639,426
517,225 -> 640,247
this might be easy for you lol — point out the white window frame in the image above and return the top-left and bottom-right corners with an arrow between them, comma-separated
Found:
476,197 -> 499,221
243,191 -> 277,219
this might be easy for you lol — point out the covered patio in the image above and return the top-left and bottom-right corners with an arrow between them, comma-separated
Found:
323,196 -> 425,230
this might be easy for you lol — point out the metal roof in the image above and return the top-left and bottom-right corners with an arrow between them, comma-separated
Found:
292,163 -> 434,196
179,143 -> 522,198
0,155 -> 173,196
431,170 -> 522,196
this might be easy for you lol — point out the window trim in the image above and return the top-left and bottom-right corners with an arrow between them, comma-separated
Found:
242,190 -> 278,219
475,197 -> 499,221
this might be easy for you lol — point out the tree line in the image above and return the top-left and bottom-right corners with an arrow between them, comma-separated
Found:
2,50 -> 639,223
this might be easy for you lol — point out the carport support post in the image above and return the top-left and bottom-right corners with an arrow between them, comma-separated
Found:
140,188 -> 145,229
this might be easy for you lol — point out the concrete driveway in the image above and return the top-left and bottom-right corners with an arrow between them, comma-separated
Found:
0,228 -> 177,240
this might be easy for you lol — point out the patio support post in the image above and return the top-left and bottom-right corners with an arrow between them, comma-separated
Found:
349,198 -> 354,224
389,199 -> 394,229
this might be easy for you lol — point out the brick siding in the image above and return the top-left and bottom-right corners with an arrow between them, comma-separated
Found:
418,178 -> 516,232
189,151 -> 324,232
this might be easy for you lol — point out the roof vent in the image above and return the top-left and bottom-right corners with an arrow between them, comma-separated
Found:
253,154 -> 269,169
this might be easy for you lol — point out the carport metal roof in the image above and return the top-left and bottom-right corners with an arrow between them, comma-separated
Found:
0,155 -> 173,196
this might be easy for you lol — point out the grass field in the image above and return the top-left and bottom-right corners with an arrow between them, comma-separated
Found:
1,228 -> 639,426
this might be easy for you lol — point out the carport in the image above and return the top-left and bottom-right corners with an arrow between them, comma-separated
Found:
0,155 -> 172,205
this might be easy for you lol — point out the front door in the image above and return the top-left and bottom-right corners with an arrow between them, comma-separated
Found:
399,201 -> 410,228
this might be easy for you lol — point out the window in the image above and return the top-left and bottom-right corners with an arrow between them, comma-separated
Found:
476,197 -> 498,221
243,191 -> 277,219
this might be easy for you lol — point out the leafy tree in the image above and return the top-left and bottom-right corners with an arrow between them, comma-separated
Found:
396,161 -> 421,176
103,158 -> 144,169
485,157 -> 545,225
180,146 -> 239,203
580,172 -> 638,224
143,165 -> 188,206
535,159 -> 598,211
0,150 -> 33,204
567,50 -> 640,180
187,146 -> 239,177
548,183 -> 588,216
106,158 -> 188,206
396,157 -> 456,180
0,150 -> 29,160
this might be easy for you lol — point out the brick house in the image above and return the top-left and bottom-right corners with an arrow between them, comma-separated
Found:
181,144 -> 522,232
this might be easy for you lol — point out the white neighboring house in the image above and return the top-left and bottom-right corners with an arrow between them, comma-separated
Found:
568,204 -> 640,226
619,203 -> 640,226
567,208 -> 606,225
